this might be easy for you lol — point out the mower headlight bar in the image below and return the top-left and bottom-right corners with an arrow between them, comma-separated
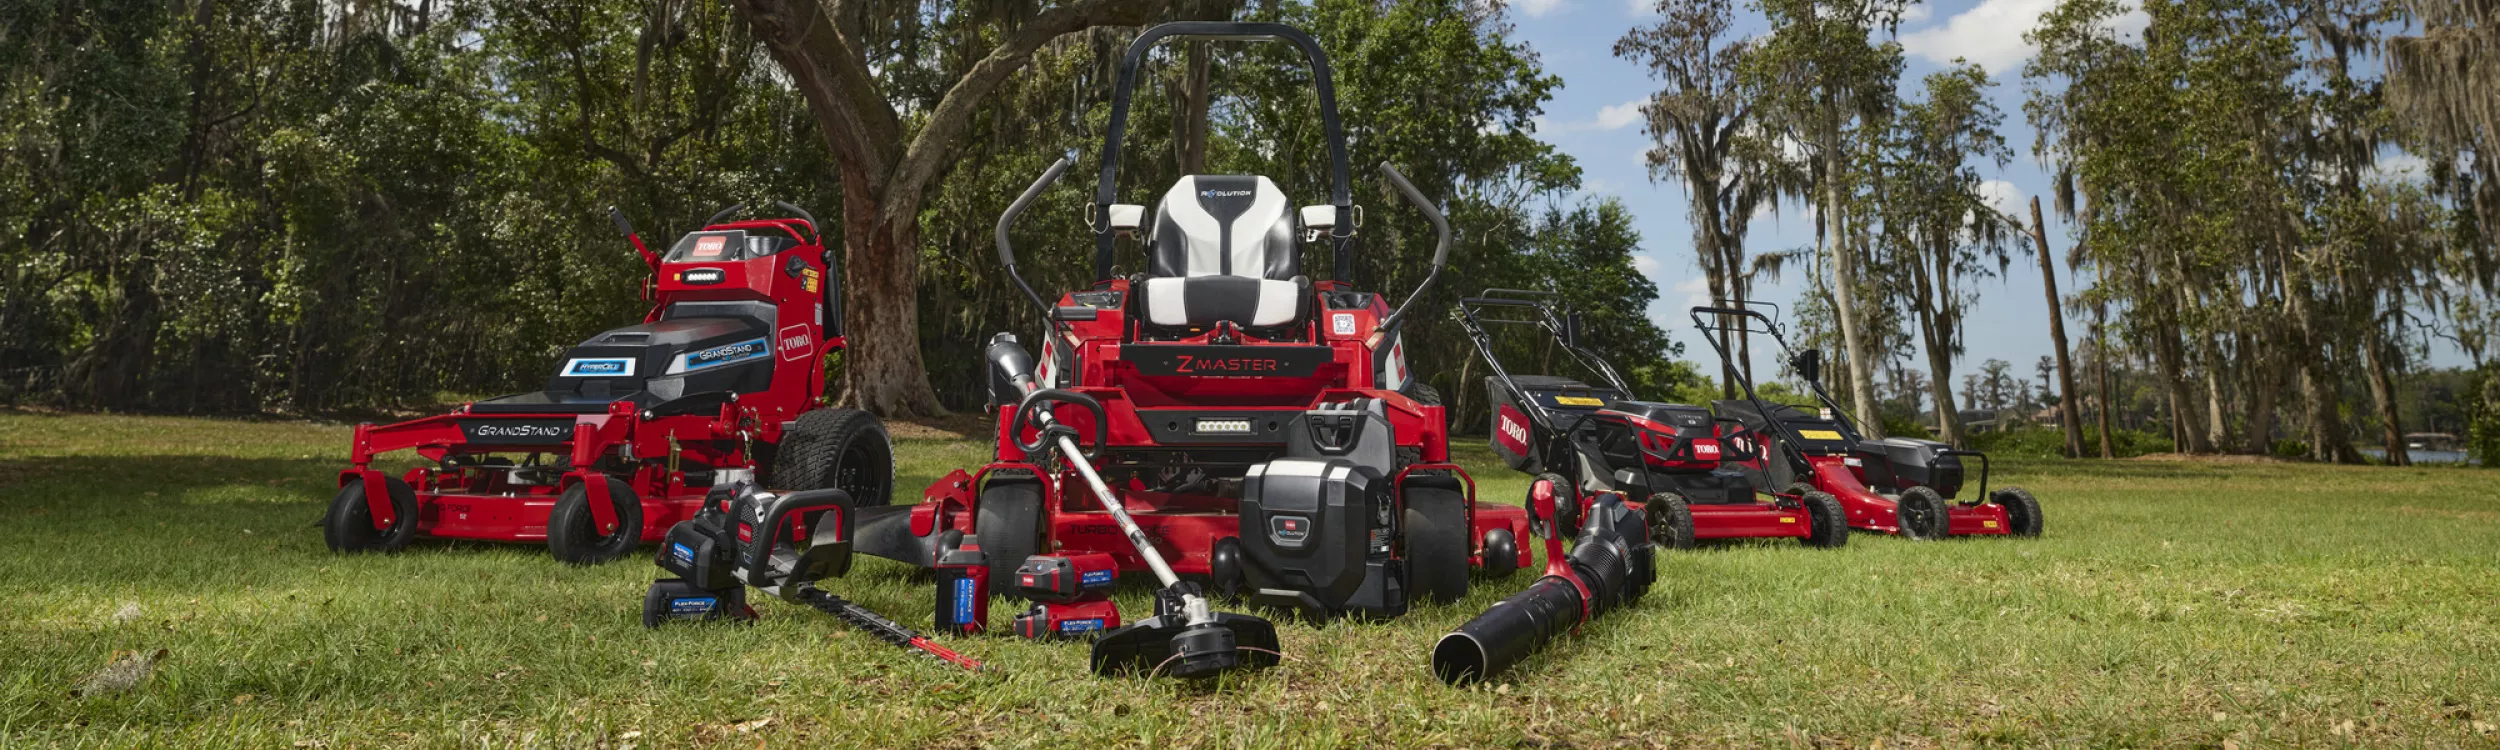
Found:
1194,418 -> 1253,435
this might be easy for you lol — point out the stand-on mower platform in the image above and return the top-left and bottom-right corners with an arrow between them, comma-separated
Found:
1689,303 -> 2045,539
852,22 -> 1530,678
324,202 -> 895,563
1459,290 -> 1846,549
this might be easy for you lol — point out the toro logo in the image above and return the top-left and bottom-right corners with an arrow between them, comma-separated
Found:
1494,405 -> 1532,455
1268,515 -> 1312,547
1694,440 -> 1723,459
777,324 -> 813,362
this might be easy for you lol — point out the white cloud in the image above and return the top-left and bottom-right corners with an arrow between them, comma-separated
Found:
1538,98 -> 1648,135
2368,151 -> 2431,183
1518,0 -> 1570,17
1635,255 -> 1663,273
1899,3 -> 1932,24
1899,0 -> 2148,74
1977,179 -> 2024,218
1671,274 -> 1714,313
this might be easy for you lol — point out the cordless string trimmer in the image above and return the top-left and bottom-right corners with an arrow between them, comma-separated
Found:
984,336 -> 1282,679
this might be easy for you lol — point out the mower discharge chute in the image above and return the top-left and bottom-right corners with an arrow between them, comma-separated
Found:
1459,290 -> 1849,549
325,202 -> 895,563
851,21 -> 1531,678
1689,303 -> 2045,539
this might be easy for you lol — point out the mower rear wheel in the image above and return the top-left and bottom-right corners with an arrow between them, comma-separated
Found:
773,407 -> 895,506
1645,492 -> 1696,550
1895,486 -> 1951,540
1531,473 -> 1583,539
1800,490 -> 1849,548
323,476 -> 418,554
1403,482 -> 1471,605
976,481 -> 1047,599
548,477 -> 643,564
1993,486 -> 2044,537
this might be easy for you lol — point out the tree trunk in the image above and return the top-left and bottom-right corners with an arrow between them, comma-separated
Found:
1823,173 -> 1883,438
2029,197 -> 2085,458
1175,40 -> 1210,173
2361,309 -> 2408,465
2242,338 -> 2278,455
839,171 -> 947,417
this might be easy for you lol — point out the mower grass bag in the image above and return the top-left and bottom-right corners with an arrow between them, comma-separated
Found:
850,22 -> 1530,680
1458,290 -> 1844,550
324,203 -> 894,564
1690,304 -> 2045,539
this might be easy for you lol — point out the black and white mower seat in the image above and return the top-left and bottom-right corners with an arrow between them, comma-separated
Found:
1137,175 -> 1306,328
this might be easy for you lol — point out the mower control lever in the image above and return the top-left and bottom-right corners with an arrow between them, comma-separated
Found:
610,207 -> 659,270
700,203 -> 747,228
998,158 -> 1074,317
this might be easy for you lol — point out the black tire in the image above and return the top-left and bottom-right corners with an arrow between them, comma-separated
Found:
1403,482 -> 1471,605
1530,472 -> 1583,539
1800,490 -> 1849,548
547,476 -> 643,564
1993,486 -> 2044,537
771,407 -> 895,506
1645,492 -> 1696,550
1479,527 -> 1520,579
1895,485 -> 1951,540
324,475 -> 418,554
976,481 -> 1047,600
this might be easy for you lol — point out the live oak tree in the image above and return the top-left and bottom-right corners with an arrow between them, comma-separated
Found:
1873,61 -> 2015,448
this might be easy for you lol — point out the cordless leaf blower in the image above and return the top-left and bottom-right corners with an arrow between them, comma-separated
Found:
643,471 -> 984,671
985,335 -> 1282,680
1430,478 -> 1654,685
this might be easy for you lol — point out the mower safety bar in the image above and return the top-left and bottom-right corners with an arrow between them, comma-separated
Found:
1095,22 -> 1354,282
999,158 -> 1073,317
701,203 -> 747,228
1372,162 -> 1450,342
771,201 -> 819,237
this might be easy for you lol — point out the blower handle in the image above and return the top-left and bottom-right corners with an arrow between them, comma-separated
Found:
1370,163 -> 1450,347
999,159 -> 1073,317
610,206 -> 659,270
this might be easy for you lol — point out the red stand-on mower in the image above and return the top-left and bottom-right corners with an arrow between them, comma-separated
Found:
324,202 -> 896,563
1459,290 -> 1848,549
1688,303 -> 2044,539
851,22 -> 1531,679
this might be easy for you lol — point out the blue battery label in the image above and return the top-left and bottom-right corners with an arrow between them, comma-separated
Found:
671,542 -> 695,566
669,597 -> 718,615
1080,569 -> 1114,587
950,576 -> 979,624
1059,618 -> 1105,634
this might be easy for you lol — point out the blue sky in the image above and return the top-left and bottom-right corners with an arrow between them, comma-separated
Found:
1498,0 -> 2466,392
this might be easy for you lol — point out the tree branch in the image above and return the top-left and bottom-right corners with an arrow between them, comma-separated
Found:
878,0 -> 1173,224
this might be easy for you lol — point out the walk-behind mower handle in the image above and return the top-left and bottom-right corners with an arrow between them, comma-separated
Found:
999,158 -> 1073,317
1372,162 -> 1450,345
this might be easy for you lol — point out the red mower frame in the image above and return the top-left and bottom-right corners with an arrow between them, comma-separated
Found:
853,23 -> 1531,628
327,202 -> 895,562
1689,303 -> 2044,539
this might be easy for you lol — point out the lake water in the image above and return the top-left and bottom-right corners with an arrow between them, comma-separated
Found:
2356,448 -> 2479,465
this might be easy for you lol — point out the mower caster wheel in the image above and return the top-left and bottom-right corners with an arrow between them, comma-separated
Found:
1992,487 -> 2043,537
976,482 -> 1047,599
1799,490 -> 1848,548
1404,480 -> 1470,605
1479,528 -> 1519,579
1646,493 -> 1696,550
642,578 -> 753,628
1895,486 -> 1951,540
324,475 -> 418,554
549,477 -> 644,565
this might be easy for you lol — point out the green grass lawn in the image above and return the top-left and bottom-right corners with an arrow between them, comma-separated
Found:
3,410 -> 2496,747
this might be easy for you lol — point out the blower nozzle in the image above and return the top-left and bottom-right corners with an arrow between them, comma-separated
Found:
1431,481 -> 1653,685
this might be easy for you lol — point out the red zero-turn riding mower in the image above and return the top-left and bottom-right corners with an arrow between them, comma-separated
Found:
849,22 -> 1531,679
324,202 -> 897,563
1458,290 -> 1847,550
1688,303 -> 2043,539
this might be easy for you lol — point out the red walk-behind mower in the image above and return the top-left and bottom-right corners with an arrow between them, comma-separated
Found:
850,22 -> 1530,679
324,202 -> 896,564
1458,290 -> 1847,549
1688,303 -> 2044,539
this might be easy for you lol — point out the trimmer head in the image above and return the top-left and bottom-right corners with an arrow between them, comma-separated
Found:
1090,612 -> 1282,679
